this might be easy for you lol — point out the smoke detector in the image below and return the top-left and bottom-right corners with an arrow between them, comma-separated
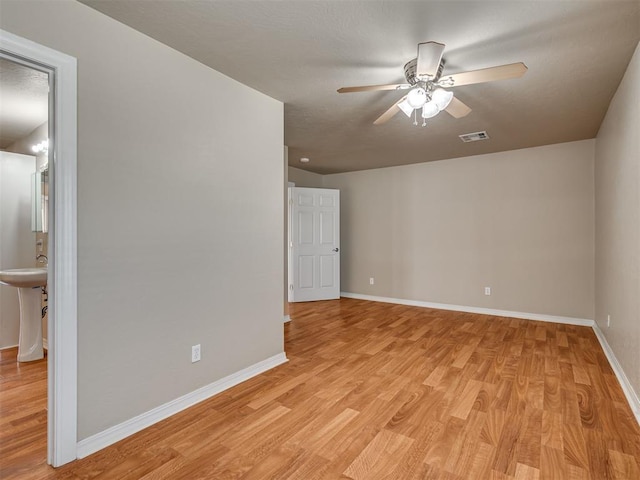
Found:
459,131 -> 490,143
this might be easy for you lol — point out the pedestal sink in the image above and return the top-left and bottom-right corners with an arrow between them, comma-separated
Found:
0,268 -> 47,362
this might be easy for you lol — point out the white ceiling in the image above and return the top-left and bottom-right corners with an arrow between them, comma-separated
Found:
82,0 -> 640,174
0,58 -> 49,149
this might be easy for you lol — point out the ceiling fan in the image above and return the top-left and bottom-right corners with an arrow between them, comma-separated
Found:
338,42 -> 528,126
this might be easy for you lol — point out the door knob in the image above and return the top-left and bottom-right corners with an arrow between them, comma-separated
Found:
332,248 -> 339,252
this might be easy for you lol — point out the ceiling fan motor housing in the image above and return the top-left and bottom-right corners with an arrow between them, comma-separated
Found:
404,58 -> 445,85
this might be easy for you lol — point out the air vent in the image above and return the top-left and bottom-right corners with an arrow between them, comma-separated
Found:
459,131 -> 490,143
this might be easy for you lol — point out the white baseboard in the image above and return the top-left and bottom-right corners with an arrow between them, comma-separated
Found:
76,352 -> 288,459
0,341 -> 46,351
0,341 -> 47,351
283,315 -> 291,323
340,292 -> 595,326
592,324 -> 640,425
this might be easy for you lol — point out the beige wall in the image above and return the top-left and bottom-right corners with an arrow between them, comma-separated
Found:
1,0 -> 284,440
288,166 -> 323,188
323,140 -> 595,319
595,43 -> 640,395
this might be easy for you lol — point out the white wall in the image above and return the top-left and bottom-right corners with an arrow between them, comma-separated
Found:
6,122 -> 48,166
6,122 -> 50,345
323,140 -> 595,320
1,0 -> 284,440
595,42 -> 640,396
0,151 -> 36,348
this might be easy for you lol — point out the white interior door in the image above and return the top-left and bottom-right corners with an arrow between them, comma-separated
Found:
289,187 -> 340,302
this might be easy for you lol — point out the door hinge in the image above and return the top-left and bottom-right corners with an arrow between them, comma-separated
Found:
289,284 -> 293,290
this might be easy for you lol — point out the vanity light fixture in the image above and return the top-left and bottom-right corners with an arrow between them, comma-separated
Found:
32,139 -> 49,155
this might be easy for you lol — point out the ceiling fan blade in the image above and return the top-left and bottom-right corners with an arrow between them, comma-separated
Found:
373,96 -> 407,125
445,96 -> 472,118
337,83 -> 410,93
439,62 -> 528,87
416,41 -> 445,79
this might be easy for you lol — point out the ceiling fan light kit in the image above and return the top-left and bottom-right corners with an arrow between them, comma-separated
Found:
421,101 -> 439,119
338,41 -> 527,127
398,85 -> 453,125
397,99 -> 414,117
432,88 -> 454,110
406,87 -> 428,109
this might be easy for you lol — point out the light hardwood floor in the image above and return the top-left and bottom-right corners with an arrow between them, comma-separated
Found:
1,298 -> 639,479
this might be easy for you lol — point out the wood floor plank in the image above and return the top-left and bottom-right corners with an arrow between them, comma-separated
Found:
444,409 -> 487,476
467,441 -> 496,479
423,365 -> 448,387
516,407 -> 543,470
541,410 -> 564,450
563,422 -> 590,470
608,449 -> 640,480
342,428 -> 414,479
449,379 -> 483,420
283,406 -> 359,451
1,298 -> 639,480
219,404 -> 291,449
384,420 -> 444,479
540,445 -> 567,480
314,392 -> 409,464
514,462 -> 540,480
565,463 -> 592,480
572,364 -> 592,386
280,453 -> 333,480
423,417 -> 465,471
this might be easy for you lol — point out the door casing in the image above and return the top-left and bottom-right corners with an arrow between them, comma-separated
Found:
0,29 -> 78,467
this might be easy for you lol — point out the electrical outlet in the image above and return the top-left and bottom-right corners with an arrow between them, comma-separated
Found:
369,277 -> 375,285
607,315 -> 611,328
191,344 -> 201,363
484,287 -> 491,296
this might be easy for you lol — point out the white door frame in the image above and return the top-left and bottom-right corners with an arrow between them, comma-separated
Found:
0,29 -> 78,467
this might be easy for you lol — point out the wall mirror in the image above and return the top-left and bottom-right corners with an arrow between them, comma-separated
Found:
31,165 -> 48,233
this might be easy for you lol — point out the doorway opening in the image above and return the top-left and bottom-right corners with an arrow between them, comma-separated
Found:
0,29 -> 77,467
